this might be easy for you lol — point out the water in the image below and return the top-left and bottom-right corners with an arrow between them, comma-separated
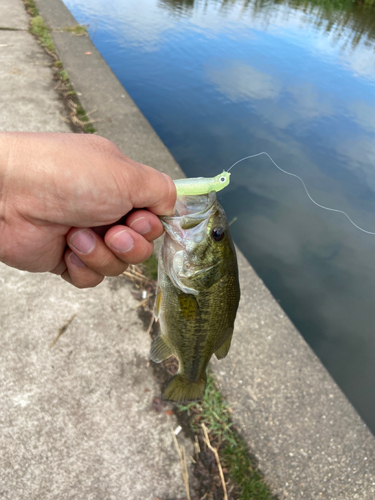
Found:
62,0 -> 375,432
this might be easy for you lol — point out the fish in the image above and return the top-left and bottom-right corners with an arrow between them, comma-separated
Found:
150,191 -> 240,403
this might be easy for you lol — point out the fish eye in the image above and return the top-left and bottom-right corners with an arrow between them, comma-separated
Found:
219,176 -> 226,183
212,227 -> 225,241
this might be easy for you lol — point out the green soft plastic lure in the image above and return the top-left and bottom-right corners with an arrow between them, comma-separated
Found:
173,171 -> 230,196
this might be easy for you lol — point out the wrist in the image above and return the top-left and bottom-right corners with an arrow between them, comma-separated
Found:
0,133 -> 13,265
0,132 -> 29,264
0,132 -> 12,221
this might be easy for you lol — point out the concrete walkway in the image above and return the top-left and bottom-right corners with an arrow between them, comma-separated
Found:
0,0 -> 375,499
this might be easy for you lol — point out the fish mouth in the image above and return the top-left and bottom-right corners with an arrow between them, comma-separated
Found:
160,191 -> 217,251
161,191 -> 217,228
160,192 -> 219,296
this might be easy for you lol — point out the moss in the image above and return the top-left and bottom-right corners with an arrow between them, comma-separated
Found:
23,0 -> 38,17
63,24 -> 88,36
58,70 -> 69,82
84,125 -> 96,134
76,106 -> 86,116
30,16 -> 54,52
23,1 -> 96,135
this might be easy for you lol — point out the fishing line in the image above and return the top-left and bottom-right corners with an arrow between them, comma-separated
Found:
227,152 -> 375,235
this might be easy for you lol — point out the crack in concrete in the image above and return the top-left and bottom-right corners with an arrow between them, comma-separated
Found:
0,27 -> 27,31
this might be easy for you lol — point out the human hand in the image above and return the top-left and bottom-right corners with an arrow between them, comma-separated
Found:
0,132 -> 176,288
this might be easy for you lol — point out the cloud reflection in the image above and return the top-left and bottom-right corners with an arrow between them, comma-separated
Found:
207,62 -> 334,132
207,62 -> 282,101
347,100 -> 375,134
287,83 -> 333,120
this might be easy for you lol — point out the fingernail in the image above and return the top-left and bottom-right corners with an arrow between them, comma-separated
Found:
70,230 -> 96,254
129,217 -> 151,235
69,252 -> 86,268
108,230 -> 134,253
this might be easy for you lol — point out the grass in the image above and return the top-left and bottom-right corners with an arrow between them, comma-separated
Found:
142,253 -> 159,281
63,25 -> 88,36
58,69 -> 69,82
178,372 -> 275,499
23,0 -> 96,134
24,0 -> 38,17
30,16 -> 54,52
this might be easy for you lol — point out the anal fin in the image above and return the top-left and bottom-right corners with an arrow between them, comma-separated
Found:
215,328 -> 233,360
150,333 -> 173,363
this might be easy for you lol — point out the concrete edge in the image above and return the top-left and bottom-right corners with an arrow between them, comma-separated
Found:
32,1 -> 375,498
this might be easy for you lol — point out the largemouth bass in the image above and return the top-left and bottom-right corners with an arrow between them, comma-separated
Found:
150,191 -> 240,403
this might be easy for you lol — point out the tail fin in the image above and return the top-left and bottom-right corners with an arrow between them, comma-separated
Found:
162,374 -> 206,403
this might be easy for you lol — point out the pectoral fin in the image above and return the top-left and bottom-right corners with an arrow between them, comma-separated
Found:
214,328 -> 233,360
150,333 -> 173,363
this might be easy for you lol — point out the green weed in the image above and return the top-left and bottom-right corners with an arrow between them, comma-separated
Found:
23,0 -> 38,17
30,16 -> 54,52
178,372 -> 275,500
143,253 -> 159,281
23,2 -> 96,135
59,70 -> 69,82
63,24 -> 88,36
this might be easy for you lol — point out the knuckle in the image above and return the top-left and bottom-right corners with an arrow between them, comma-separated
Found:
92,255 -> 123,276
88,135 -> 122,159
164,174 -> 177,213
64,256 -> 105,288
83,250 -> 128,276
102,263 -> 128,277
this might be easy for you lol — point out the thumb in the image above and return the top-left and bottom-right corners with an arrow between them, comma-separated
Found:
123,162 -> 177,216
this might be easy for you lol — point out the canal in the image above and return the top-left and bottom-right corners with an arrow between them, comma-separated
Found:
63,0 -> 375,433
